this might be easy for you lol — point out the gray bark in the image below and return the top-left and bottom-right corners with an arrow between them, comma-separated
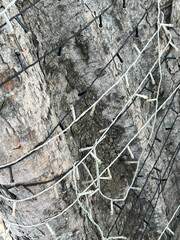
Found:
0,0 -> 179,239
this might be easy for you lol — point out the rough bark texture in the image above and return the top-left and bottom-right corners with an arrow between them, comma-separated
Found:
0,0 -> 179,240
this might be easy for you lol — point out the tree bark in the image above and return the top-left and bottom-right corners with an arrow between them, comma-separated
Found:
0,0 -> 179,239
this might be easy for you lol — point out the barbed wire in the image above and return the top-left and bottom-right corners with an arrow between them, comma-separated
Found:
136,143 -> 180,240
0,42 -> 173,192
0,0 -> 121,88
106,3 -> 180,239
0,14 -> 171,202
0,2 -> 154,165
1,84 -> 179,237
1,77 -> 179,228
0,2 -> 155,184
106,86 -> 179,236
0,1 -> 179,239
158,205 -> 180,240
0,0 -> 41,30
111,141 -> 180,240
107,115 -> 179,238
0,0 -> 18,32
0,0 -> 125,174
0,0 -> 17,16
107,84 -> 180,239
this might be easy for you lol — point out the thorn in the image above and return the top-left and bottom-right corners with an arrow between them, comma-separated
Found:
58,47 -> 62,56
79,191 -> 92,197
90,105 -> 96,116
82,180 -> 93,184
161,25 -> 170,36
170,108 -> 178,115
127,146 -> 135,159
46,223 -> 56,237
133,43 -> 141,54
12,202 -> 16,218
143,219 -> 149,226
152,177 -> 167,182
54,186 -> 59,199
150,72 -> 156,85
170,41 -> 179,52
15,17 -> 29,33
131,187 -> 141,191
90,152 -> 102,164
165,127 -> 172,130
99,15 -> 102,28
113,202 -> 122,209
110,201 -> 114,215
126,161 -> 138,164
59,122 -> 65,131
144,87 -> 154,93
116,53 -> 123,63
162,102 -> 166,110
78,91 -> 87,97
107,168 -> 112,179
61,179 -> 66,193
80,146 -> 93,152
99,127 -> 108,133
146,98 -> 157,102
70,104 -> 76,121
88,188 -> 99,198
166,227 -> 174,235
160,23 -> 174,27
85,194 -> 90,208
100,177 -> 112,180
16,51 -> 25,69
75,167 -> 80,181
135,93 -> 149,100
160,179 -> 168,182
153,167 -> 162,172
155,137 -> 162,143
165,230 -> 171,238
123,0 -> 126,8
124,74 -> 129,88
79,146 -> 93,152
166,56 -> 177,60
8,166 -> 14,183
135,26 -> 139,38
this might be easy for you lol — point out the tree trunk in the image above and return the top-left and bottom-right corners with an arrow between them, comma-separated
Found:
0,0 -> 179,239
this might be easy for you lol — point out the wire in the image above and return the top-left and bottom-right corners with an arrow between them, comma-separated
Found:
0,0 -> 120,88
134,143 -> 180,240
0,0 -> 17,16
0,0 -> 41,30
0,30 -> 173,192
158,205 -> 180,240
0,2 -> 155,171
1,2 -> 179,239
1,83 -> 179,228
0,24 -> 168,202
106,5 -> 179,237
107,89 -> 180,238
